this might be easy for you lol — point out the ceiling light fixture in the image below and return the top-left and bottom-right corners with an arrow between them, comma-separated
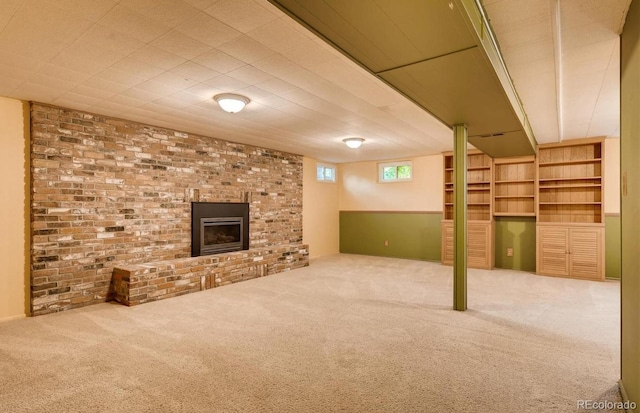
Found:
214,93 -> 250,113
343,137 -> 365,149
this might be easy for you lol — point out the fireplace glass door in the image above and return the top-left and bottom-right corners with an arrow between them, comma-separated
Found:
200,217 -> 243,255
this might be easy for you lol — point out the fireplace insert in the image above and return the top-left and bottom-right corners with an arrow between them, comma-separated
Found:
191,202 -> 249,257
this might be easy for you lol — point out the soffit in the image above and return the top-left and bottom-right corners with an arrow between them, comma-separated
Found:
269,0 -> 537,157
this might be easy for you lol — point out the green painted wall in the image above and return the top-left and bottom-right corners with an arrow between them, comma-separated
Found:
339,211 -> 442,261
620,0 -> 640,404
605,215 -> 621,279
494,217 -> 536,272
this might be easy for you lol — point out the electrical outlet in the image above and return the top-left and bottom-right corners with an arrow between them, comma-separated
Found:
507,247 -> 513,257
384,240 -> 389,247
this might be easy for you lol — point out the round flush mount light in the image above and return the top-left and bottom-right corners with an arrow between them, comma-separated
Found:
214,93 -> 250,113
343,137 -> 365,149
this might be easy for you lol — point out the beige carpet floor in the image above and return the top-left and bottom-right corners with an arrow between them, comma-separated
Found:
0,254 -> 622,412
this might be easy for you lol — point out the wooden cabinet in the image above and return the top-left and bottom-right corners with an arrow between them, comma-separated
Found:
441,151 -> 494,270
536,225 -> 604,280
441,221 -> 494,269
493,156 -> 536,216
536,138 -> 605,280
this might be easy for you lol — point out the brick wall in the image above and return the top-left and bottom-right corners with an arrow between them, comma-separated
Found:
30,103 -> 303,315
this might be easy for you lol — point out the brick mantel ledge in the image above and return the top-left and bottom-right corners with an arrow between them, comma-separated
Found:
111,244 -> 309,306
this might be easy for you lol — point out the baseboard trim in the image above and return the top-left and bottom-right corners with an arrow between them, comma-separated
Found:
0,314 -> 27,323
618,379 -> 631,412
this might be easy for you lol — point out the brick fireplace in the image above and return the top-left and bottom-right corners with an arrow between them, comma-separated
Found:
30,103 -> 306,316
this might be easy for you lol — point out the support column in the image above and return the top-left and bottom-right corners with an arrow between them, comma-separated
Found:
453,124 -> 467,311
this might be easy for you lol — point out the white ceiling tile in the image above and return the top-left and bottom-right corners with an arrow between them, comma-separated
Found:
134,79 -> 182,96
48,0 -> 118,22
95,67 -> 146,88
150,71 -> 199,91
27,73 -> 76,92
170,61 -> 221,82
252,54 -> 299,77
247,17 -> 308,54
226,65 -> 272,84
37,64 -> 92,84
280,40 -> 338,69
217,35 -> 276,64
108,94 -> 148,108
204,0 -> 279,33
192,50 -> 246,73
0,0 -> 25,33
182,0 -> 220,11
255,78 -> 298,94
82,77 -> 130,95
112,57 -> 166,80
170,89 -> 213,104
51,94 -> 96,110
151,30 -> 212,60
0,63 -> 30,82
0,79 -> 22,96
185,82 -> 224,99
51,45 -> 126,77
120,0 -> 200,28
19,82 -> 70,102
74,24 -> 145,56
99,5 -> 171,43
133,45 -> 187,70
119,87 -> 164,102
154,96 -> 194,110
71,84 -> 116,100
176,13 -> 243,48
203,74 -> 250,91
139,101 -> 175,114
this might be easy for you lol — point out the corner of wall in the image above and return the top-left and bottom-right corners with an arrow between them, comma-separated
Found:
22,100 -> 30,316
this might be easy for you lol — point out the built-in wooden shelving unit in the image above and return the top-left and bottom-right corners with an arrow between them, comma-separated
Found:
441,137 -> 605,280
441,151 -> 494,270
536,137 -> 605,280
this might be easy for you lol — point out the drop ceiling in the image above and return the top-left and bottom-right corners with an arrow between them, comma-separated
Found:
0,0 -> 630,163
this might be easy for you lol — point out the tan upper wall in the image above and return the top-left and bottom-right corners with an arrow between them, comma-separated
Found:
604,137 -> 620,214
302,157 -> 340,258
339,154 -> 443,212
0,97 -> 29,320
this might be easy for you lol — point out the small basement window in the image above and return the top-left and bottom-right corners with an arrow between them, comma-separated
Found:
317,162 -> 336,183
379,161 -> 412,182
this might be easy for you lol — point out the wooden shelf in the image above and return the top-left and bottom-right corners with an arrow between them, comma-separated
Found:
539,176 -> 601,182
495,195 -> 535,199
539,202 -> 602,205
539,158 -> 602,167
539,183 -> 602,189
468,166 -> 490,171
495,179 -> 535,184
494,212 -> 536,217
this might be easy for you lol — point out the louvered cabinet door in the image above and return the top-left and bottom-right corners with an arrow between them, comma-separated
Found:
441,221 -> 454,265
569,227 -> 604,280
537,226 -> 570,276
468,221 -> 493,269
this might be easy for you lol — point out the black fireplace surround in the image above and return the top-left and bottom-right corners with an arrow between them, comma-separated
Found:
191,202 -> 249,257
